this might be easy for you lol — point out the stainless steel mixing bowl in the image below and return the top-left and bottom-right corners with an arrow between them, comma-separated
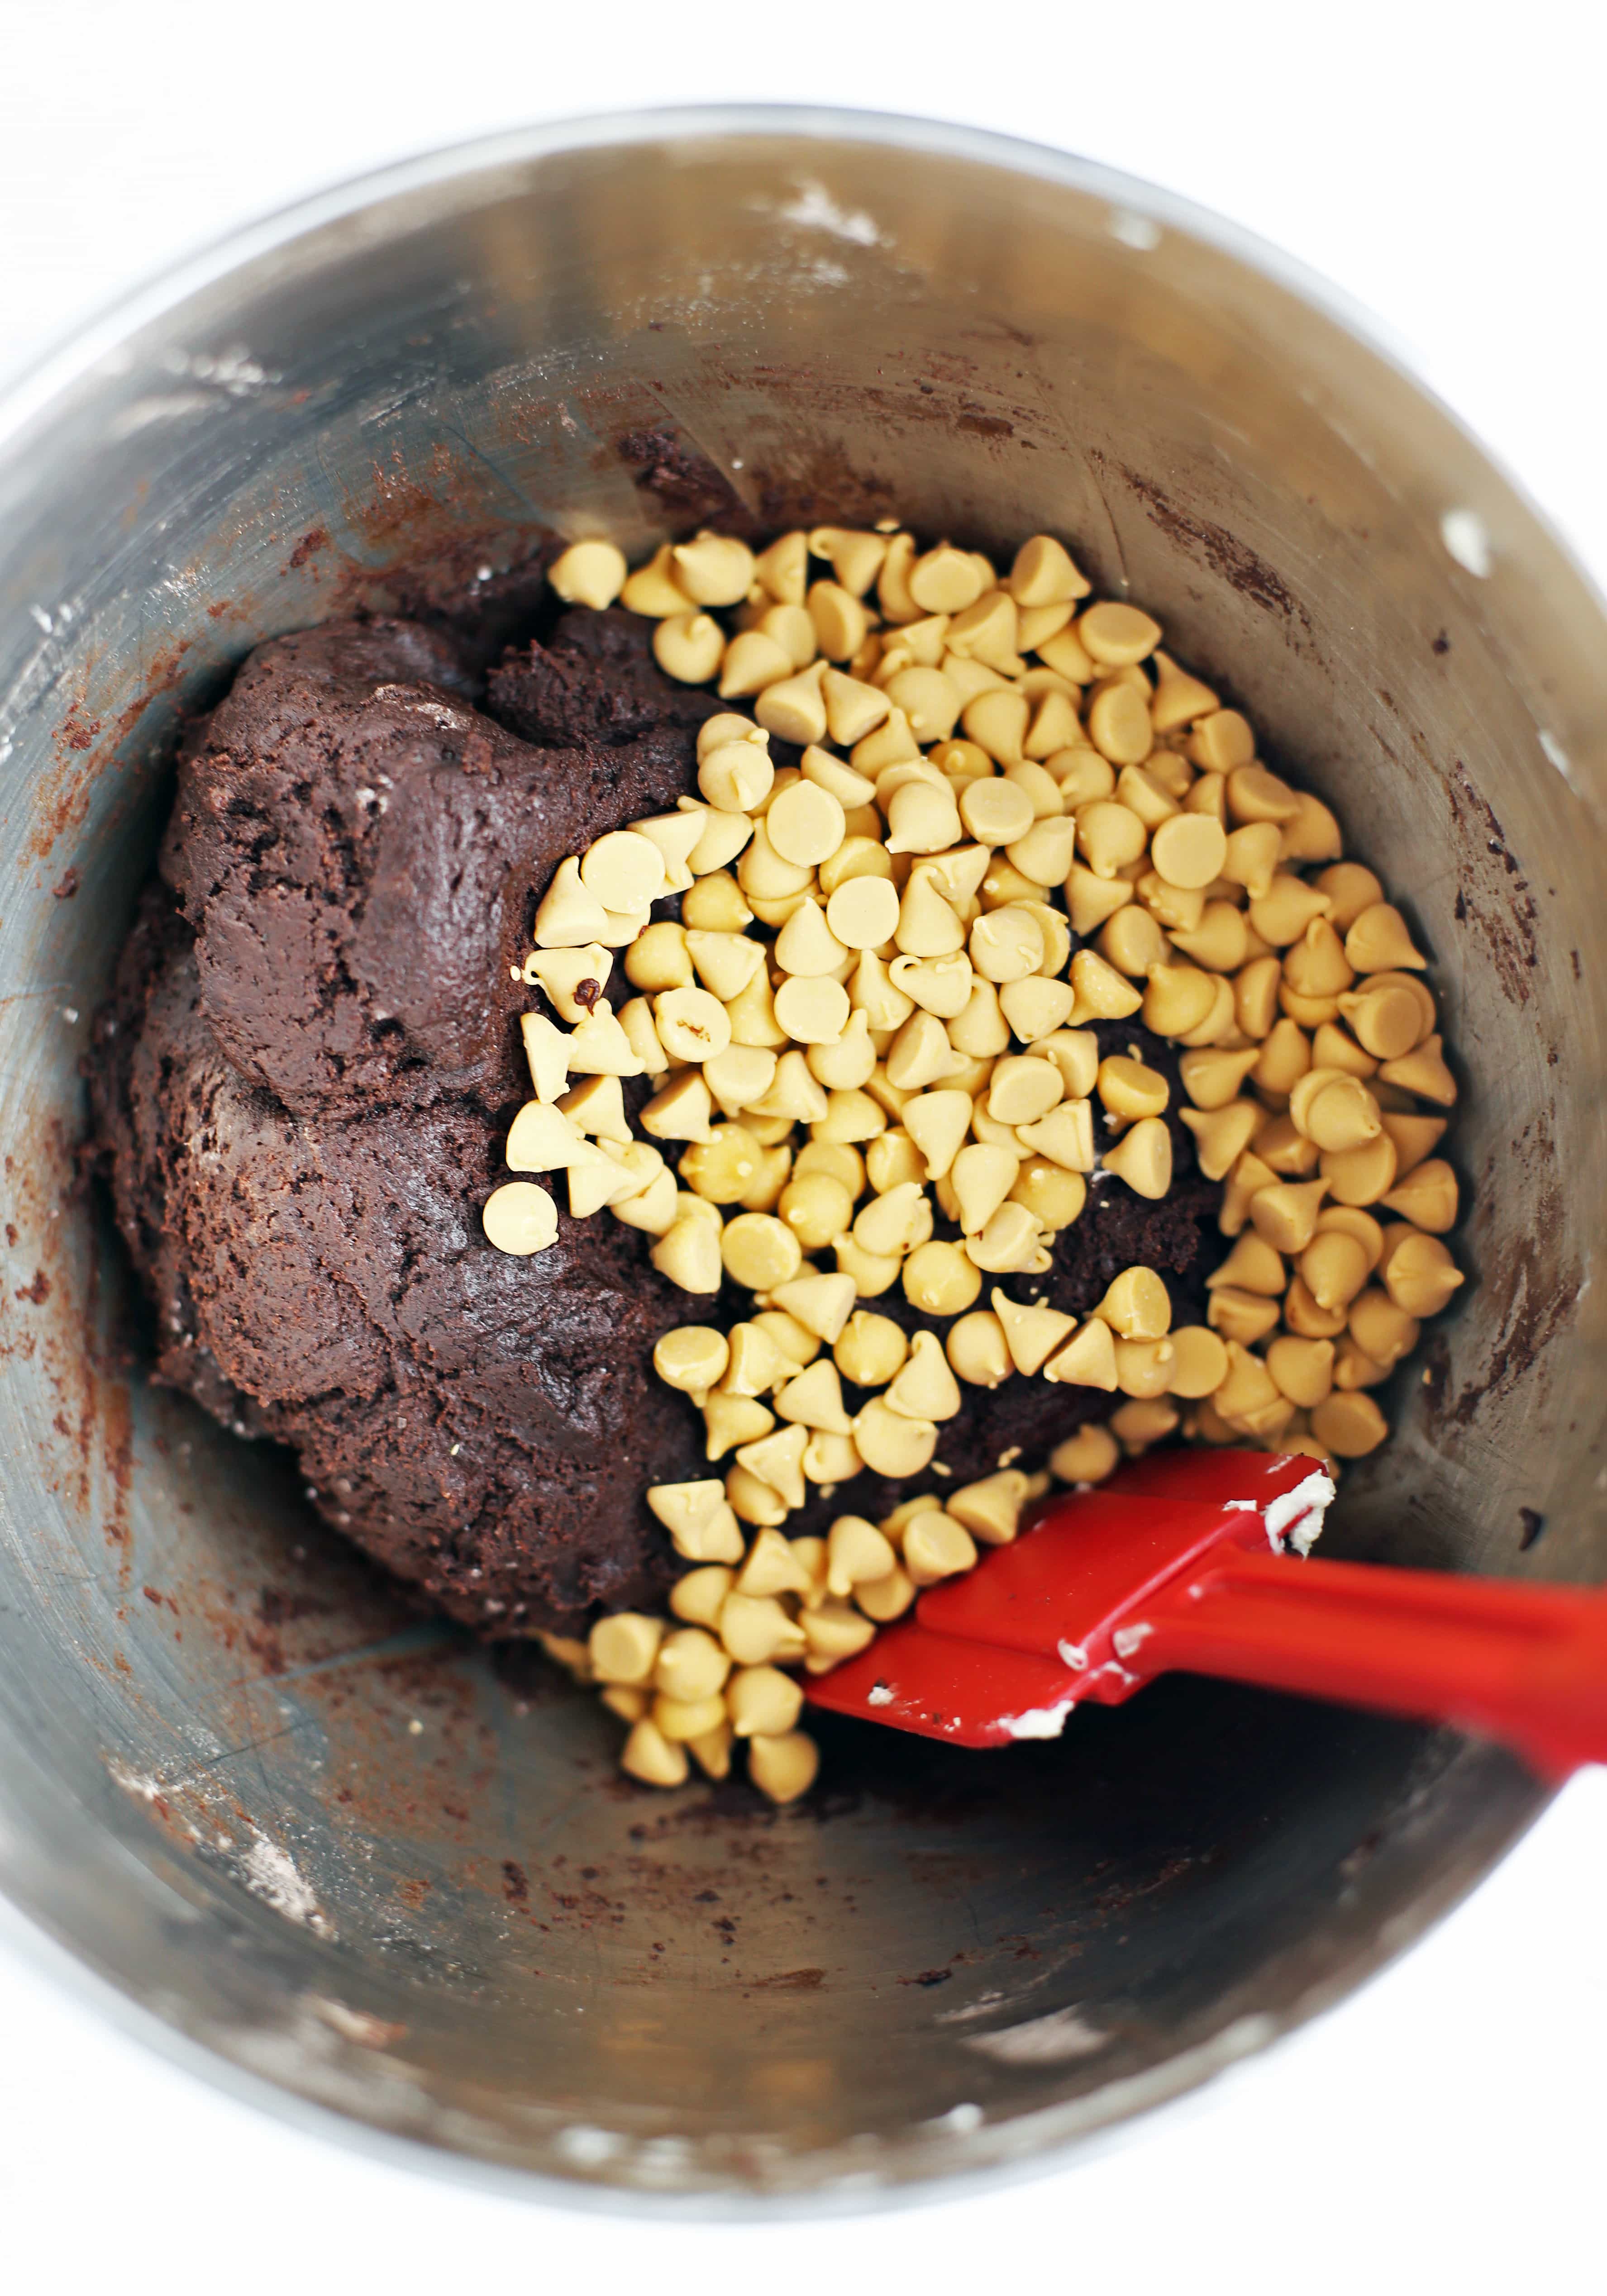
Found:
0,108 -> 1600,2211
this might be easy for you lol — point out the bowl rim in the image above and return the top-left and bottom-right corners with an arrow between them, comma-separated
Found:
0,99 -> 1579,2219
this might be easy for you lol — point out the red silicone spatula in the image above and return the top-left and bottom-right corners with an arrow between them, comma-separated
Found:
805,1452 -> 1607,1780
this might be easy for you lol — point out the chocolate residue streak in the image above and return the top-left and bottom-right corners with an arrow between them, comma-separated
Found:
1119,466 -> 1314,637
615,426 -> 758,537
285,527 -> 329,573
1447,763 -> 1540,1006
1440,1114 -> 1573,1429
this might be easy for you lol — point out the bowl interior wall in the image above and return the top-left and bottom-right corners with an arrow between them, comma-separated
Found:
0,121 -> 1599,2201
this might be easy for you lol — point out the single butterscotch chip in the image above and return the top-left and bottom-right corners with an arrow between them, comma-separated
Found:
1007,533 -> 1091,607
771,974 -> 851,1047
654,1326 -> 731,1403
823,1515 -> 897,1600
1094,1265 -> 1173,1341
1299,1229 -> 1371,1314
1177,1101 -> 1260,1184
986,1289 -> 1074,1377
776,1169 -> 853,1255
1148,811 -> 1227,891
653,1626 -> 732,1705
825,874 -> 900,952
885,1330 -> 964,1422
768,778 -> 847,869
1042,1317 -> 1119,1390
1102,1116 -> 1173,1199
1381,1229 -> 1464,1318
703,1391 -> 775,1460
620,1718 -> 691,1788
648,987 -> 730,1068
680,1123 -> 763,1206
1049,1424 -> 1121,1484
1077,600 -> 1162,666
1006,815 -> 1078,886
1113,1336 -> 1175,1398
1206,1287 -> 1282,1346
1096,1056 -> 1168,1123
943,1471 -> 1030,1547
1381,1158 -> 1458,1234
482,1181 -> 559,1256
940,1311 -> 1010,1390
1186,710 -> 1255,772
983,1054 -> 1060,1127
1345,902 -> 1427,974
1110,1398 -> 1182,1450
1009,1156 -> 1086,1232
1086,680 -> 1154,765
713,1594 -> 806,1674
1320,1129 -> 1398,1207
1266,1335 -> 1335,1410
1247,875 -> 1330,948
866,1129 -> 925,1194
1207,1232 -> 1288,1298
1310,861 -> 1382,932
1248,1177 -> 1329,1254
719,1212 -> 802,1293
1148,650 -> 1218,732
1164,1325 -> 1230,1399
1378,1033 -> 1457,1107
747,1729 -> 820,1803
667,531 -> 754,608
653,610 -> 726,685
650,1204 -> 727,1292
772,1357 -> 854,1437
590,1612 -> 664,1687
1310,1390 -> 1388,1459
1256,1113 -> 1320,1177
853,1396 -> 938,1478
903,1511 -> 978,1587
908,543 -> 984,614
1348,1286 -> 1420,1368
805,578 -> 868,663
853,1179 -> 932,1260
550,537 -> 629,609
896,1239 -> 979,1319
726,1664 -> 806,1740
833,1310 -> 907,1391
1290,1072 -> 1382,1155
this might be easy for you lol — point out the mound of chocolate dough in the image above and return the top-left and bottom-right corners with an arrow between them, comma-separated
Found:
93,601 -> 1220,1637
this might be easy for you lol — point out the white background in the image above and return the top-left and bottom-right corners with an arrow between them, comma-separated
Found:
1,2 -> 1603,2289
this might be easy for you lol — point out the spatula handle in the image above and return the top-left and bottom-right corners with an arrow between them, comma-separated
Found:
1141,1547 -> 1607,1779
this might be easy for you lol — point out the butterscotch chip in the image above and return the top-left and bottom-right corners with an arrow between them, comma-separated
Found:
658,1687 -> 744,1745
620,1718 -> 690,1788
852,1397 -> 938,1478
654,1326 -> 731,1402
902,1511 -> 978,1587
590,1612 -> 664,1686
1078,601 -> 1162,665
1310,1390 -> 1389,1458
482,1181 -> 559,1256
825,874 -> 900,951
1102,1116 -> 1173,1199
1381,1230 -> 1464,1318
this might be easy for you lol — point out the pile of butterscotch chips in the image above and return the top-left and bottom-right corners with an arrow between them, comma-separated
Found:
479,523 -> 1463,1802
